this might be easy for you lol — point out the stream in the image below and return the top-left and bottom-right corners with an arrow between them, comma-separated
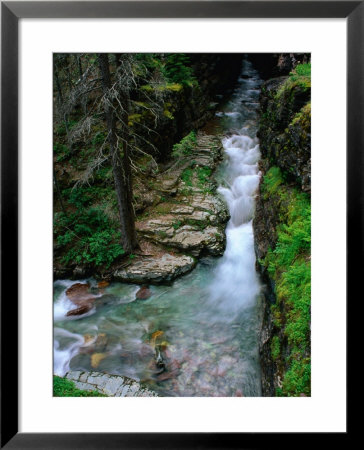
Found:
54,59 -> 263,397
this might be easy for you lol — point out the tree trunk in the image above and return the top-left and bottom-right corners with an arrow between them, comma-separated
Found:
75,54 -> 83,79
53,169 -> 67,216
54,67 -> 64,106
97,53 -> 138,254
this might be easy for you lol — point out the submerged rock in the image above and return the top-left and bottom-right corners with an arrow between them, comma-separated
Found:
135,285 -> 152,300
66,304 -> 93,316
66,282 -> 90,299
65,283 -> 97,307
90,352 -> 108,369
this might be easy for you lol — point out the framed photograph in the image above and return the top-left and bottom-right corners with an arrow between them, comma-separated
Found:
1,1 -> 358,448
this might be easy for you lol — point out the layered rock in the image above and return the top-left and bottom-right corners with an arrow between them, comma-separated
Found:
130,54 -> 243,161
135,134 -> 228,257
65,370 -> 158,397
113,133 -> 229,284
258,76 -> 311,192
113,253 -> 196,285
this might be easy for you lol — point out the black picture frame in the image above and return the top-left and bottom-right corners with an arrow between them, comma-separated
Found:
1,1 -> 359,448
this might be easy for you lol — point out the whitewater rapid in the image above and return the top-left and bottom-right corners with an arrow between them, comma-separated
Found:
208,135 -> 261,317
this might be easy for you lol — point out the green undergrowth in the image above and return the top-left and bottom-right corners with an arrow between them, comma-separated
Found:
289,62 -> 311,84
261,166 -> 311,397
172,131 -> 197,158
53,376 -> 106,397
54,186 -> 124,268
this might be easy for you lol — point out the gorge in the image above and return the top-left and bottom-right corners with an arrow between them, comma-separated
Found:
53,53 -> 311,397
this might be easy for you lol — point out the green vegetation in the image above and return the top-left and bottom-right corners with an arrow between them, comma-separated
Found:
289,62 -> 311,82
261,166 -> 284,198
172,131 -> 197,158
275,63 -> 311,105
135,53 -> 196,87
172,220 -> 183,230
197,166 -> 212,187
161,53 -> 196,86
180,163 -> 212,192
53,375 -> 106,397
53,53 -> 203,271
271,336 -> 280,361
181,168 -> 194,186
54,186 -> 125,268
261,166 -> 311,397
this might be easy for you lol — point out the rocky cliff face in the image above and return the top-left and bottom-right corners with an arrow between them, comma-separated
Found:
254,62 -> 311,396
249,53 -> 310,79
258,75 -> 311,193
132,54 -> 243,161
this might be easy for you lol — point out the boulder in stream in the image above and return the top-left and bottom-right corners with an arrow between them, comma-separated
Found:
113,253 -> 196,285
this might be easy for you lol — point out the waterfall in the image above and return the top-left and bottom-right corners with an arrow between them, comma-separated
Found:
208,61 -> 262,319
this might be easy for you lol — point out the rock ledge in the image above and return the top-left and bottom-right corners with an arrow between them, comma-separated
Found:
65,370 -> 159,397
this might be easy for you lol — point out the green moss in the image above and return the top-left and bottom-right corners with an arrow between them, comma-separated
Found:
155,202 -> 174,214
261,166 -> 311,396
128,113 -> 142,126
290,62 -> 311,80
275,66 -> 311,104
271,336 -> 280,361
291,102 -> 311,127
165,83 -> 183,92
281,358 -> 311,397
140,82 -> 183,93
53,376 -> 106,397
271,304 -> 282,327
181,168 -> 193,186
133,100 -> 152,108
163,109 -> 174,120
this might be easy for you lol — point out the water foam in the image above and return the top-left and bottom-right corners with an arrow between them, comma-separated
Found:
209,103 -> 261,317
54,327 -> 85,376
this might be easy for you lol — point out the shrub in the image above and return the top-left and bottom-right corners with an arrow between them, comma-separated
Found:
197,166 -> 212,187
54,203 -> 125,268
181,168 -> 193,186
172,131 -> 197,158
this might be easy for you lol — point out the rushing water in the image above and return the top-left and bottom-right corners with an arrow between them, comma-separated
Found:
54,59 -> 263,396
